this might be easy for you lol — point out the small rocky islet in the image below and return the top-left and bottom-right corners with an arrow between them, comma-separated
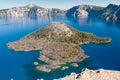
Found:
7,22 -> 111,72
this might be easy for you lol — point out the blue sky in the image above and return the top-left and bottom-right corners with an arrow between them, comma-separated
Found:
0,0 -> 120,9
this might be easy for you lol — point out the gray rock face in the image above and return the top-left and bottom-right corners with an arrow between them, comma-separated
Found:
0,3 -> 119,23
101,4 -> 120,22
0,4 -> 65,17
66,5 -> 103,18
89,4 -> 120,23
66,4 -> 120,23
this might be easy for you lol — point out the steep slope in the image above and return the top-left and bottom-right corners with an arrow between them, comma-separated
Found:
7,22 -> 111,72
66,5 -> 103,18
66,4 -> 120,23
89,4 -> 120,23
0,3 -> 120,23
100,4 -> 120,22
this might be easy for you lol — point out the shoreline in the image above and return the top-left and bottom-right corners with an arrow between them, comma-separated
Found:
7,40 -> 88,72
7,37 -> 110,72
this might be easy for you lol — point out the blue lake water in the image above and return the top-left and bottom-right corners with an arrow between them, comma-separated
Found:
0,16 -> 120,80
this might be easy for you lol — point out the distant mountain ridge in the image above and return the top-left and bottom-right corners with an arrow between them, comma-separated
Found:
67,4 -> 120,23
66,5 -> 104,18
98,4 -> 120,23
0,4 -> 65,17
0,3 -> 120,23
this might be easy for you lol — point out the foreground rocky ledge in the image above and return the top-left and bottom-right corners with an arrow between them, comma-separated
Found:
7,22 -> 111,72
59,68 -> 120,80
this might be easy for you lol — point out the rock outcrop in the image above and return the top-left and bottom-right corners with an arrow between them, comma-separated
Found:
0,4 -> 65,17
59,68 -> 120,80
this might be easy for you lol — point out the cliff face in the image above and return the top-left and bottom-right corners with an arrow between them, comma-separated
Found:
66,4 -> 120,23
100,4 -> 120,22
0,4 -> 65,17
0,4 -> 120,23
89,4 -> 120,23
66,5 -> 103,18
59,68 -> 120,80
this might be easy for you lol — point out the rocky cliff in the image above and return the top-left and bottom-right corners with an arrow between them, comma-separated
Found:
66,5 -> 103,18
98,4 -> 120,23
66,4 -> 120,23
59,68 -> 120,80
0,4 -> 65,17
0,3 -> 120,23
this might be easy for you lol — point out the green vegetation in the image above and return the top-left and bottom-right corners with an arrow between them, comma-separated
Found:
47,56 -> 56,60
62,45 -> 83,58
26,24 -> 111,59
27,25 -> 111,45
27,27 -> 55,40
